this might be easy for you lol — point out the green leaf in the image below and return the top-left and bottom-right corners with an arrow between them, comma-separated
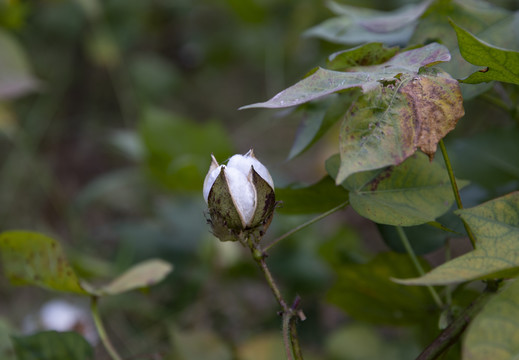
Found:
327,43 -> 399,71
463,279 -> 519,360
378,213 -> 464,255
410,0 -> 518,98
326,323 -> 420,360
336,69 -> 463,183
450,20 -> 519,85
240,43 -> 451,109
276,176 -> 348,215
448,128 -> 519,190
327,152 -> 467,226
0,231 -> 173,296
0,231 -> 89,295
303,0 -> 431,45
0,30 -> 39,99
395,191 -> 519,285
288,92 -> 356,160
327,252 -> 436,325
139,107 -> 233,192
12,331 -> 93,360
95,259 -> 173,295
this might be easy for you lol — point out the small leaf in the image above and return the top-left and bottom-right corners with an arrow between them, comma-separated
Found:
12,331 -> 93,360
0,231 -> 89,295
396,191 -> 519,285
463,279 -> 519,360
336,70 -> 464,183
327,252 -> 436,325
276,176 -> 348,215
327,153 -> 467,226
96,259 -> 173,295
450,20 -> 519,85
240,43 -> 451,109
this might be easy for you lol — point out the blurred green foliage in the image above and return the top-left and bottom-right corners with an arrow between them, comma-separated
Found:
0,0 -> 518,359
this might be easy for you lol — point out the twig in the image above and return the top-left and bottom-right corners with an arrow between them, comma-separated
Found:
91,296 -> 123,360
415,289 -> 494,360
249,238 -> 304,360
264,201 -> 349,252
396,226 -> 443,308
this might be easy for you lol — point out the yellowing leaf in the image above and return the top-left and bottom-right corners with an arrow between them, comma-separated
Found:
395,192 -> 519,285
0,231 -> 89,295
96,259 -> 172,295
336,70 -> 464,183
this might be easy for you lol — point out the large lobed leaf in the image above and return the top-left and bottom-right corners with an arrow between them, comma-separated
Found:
395,191 -> 519,285
336,69 -> 464,183
303,0 -> 432,46
240,43 -> 451,109
450,20 -> 519,85
463,279 -> 519,360
0,231 -> 172,296
327,152 -> 467,226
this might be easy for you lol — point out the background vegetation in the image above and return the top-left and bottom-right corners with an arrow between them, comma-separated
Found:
0,0 -> 518,359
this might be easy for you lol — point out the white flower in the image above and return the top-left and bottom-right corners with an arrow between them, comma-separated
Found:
203,150 -> 275,237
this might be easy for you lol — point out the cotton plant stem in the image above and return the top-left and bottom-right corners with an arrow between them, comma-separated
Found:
396,226 -> 443,309
249,241 -> 304,360
416,290 -> 493,360
91,296 -> 123,360
289,317 -> 304,360
264,201 -> 349,252
282,313 -> 295,360
438,140 -> 477,249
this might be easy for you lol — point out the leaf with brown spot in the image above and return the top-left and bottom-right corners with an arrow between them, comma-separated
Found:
0,231 -> 89,295
336,69 -> 464,184
400,71 -> 465,158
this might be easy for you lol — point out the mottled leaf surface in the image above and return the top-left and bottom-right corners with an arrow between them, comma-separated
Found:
396,192 -> 519,285
463,279 -> 519,360
0,231 -> 89,295
241,43 -> 451,109
327,43 -> 398,71
12,331 -> 93,360
451,20 -> 519,85
328,153 -> 465,226
336,69 -> 463,183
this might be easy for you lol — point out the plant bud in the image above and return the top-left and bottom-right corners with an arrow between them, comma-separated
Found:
203,150 -> 276,241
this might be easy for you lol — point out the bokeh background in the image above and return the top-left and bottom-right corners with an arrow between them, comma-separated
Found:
0,0 -> 518,359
